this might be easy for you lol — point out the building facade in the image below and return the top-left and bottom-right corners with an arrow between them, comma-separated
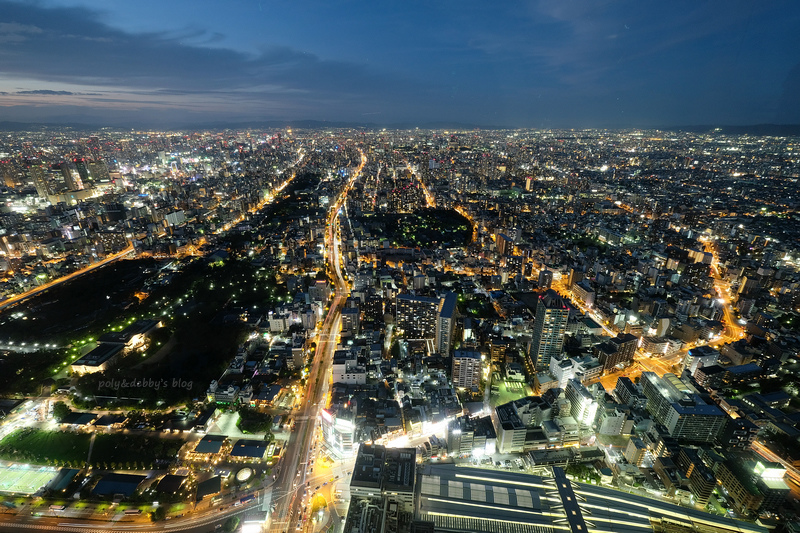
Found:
530,290 -> 569,370
452,350 -> 482,389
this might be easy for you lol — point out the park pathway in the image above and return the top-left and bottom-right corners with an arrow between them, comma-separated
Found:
85,433 -> 96,468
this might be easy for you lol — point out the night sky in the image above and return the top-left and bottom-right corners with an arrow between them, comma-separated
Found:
1,0 -> 799,128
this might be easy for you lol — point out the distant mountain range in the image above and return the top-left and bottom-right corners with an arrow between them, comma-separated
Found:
1,120 -> 799,136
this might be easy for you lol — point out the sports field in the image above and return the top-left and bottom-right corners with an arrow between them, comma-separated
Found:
0,464 -> 60,495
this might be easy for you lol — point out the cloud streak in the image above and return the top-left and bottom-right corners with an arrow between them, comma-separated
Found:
0,0 -> 438,123
15,89 -> 75,95
0,0 -> 797,127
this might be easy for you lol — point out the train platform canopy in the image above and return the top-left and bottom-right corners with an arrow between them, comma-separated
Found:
416,463 -> 768,533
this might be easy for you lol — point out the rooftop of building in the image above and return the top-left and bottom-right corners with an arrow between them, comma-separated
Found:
726,363 -> 762,374
697,364 -> 726,375
72,343 -> 125,367
452,415 -> 497,439
397,293 -> 440,304
452,349 -> 481,360
195,476 -> 221,501
91,473 -> 146,497
194,434 -> 226,455
350,443 -> 416,493
416,463 -> 768,533
351,443 -> 386,489
438,292 -> 458,318
229,439 -> 267,458
383,447 -> 417,493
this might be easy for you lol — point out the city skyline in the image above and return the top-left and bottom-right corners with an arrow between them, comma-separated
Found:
1,0 -> 800,128
0,125 -> 797,531
0,0 -> 799,529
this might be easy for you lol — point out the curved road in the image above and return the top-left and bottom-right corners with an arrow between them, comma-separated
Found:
0,150 -> 314,533
0,149 -> 309,317
268,150 -> 365,533
0,243 -> 135,313
0,500 -> 259,533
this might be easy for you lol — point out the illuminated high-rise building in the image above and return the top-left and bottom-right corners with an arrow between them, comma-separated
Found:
565,378 -> 598,426
320,406 -> 356,459
640,372 -> 726,443
495,233 -> 513,256
537,268 -> 553,289
55,161 -> 81,191
676,447 -> 716,507
685,345 -> 720,376
595,333 -> 638,374
74,158 -> 90,184
88,159 -> 110,183
0,160 -> 18,188
435,292 -> 458,355
452,350 -> 481,389
529,290 -> 568,370
26,161 -> 51,198
395,293 -> 440,339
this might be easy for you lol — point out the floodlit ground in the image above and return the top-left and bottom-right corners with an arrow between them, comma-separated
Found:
209,412 -> 250,439
489,379 -> 531,407
0,429 -> 90,465
0,464 -> 60,495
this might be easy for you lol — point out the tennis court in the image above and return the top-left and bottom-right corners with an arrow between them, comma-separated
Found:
0,464 -> 60,495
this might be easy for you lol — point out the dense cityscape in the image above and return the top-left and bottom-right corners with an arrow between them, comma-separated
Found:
0,126 -> 796,533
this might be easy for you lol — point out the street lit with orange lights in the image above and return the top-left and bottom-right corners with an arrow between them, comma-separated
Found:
544,267 -> 687,392
0,124 -> 798,532
405,162 -> 436,208
268,149 -> 365,533
0,242 -> 135,313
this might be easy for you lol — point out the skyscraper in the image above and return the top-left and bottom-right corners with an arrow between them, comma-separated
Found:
685,345 -> 720,376
396,293 -> 440,339
495,233 -> 513,256
320,406 -> 356,459
595,333 -> 638,374
538,268 -> 553,289
640,372 -> 726,443
88,159 -> 111,183
56,161 -> 81,191
435,292 -> 458,355
676,447 -> 716,507
529,290 -> 568,370
565,378 -> 598,426
74,158 -> 90,183
0,160 -> 17,188
27,161 -> 50,198
452,350 -> 482,389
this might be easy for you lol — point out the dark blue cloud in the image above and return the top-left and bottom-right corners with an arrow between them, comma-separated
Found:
0,0 -> 798,127
15,89 -> 75,95
0,1 -> 435,121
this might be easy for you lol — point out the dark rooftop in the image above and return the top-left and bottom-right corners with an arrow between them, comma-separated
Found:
194,434 -> 226,455
72,343 -> 124,368
196,476 -> 221,501
91,473 -> 146,497
156,474 -> 188,494
230,439 -> 267,458
47,468 -> 79,492
94,414 -> 127,427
